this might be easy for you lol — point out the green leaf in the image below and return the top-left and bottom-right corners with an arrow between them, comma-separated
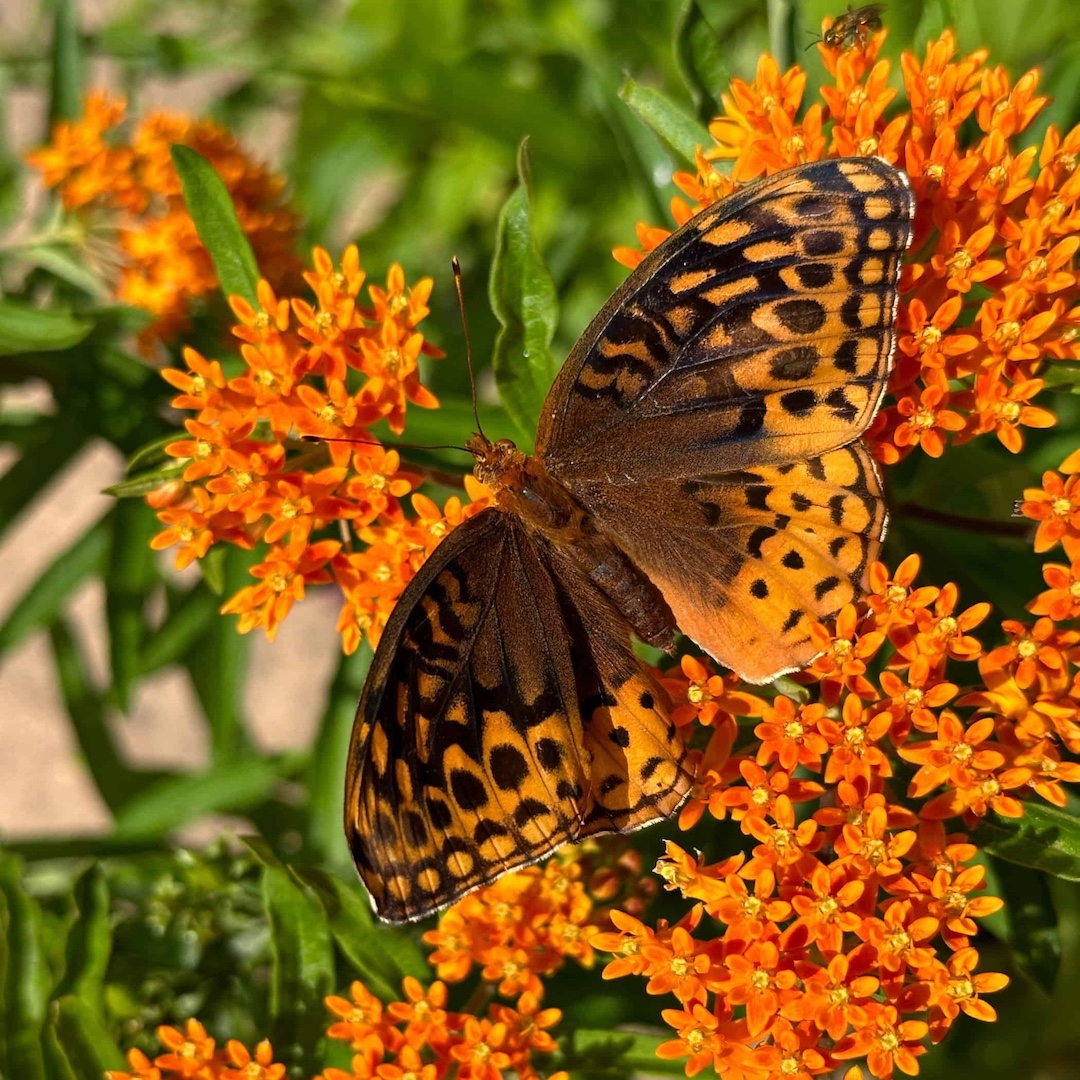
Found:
0,299 -> 92,355
101,465 -> 185,499
49,997 -> 125,1079
170,144 -> 260,307
1041,362 -> 1080,392
246,840 -> 335,1074
112,756 -> 292,840
138,587 -> 219,675
0,854 -> 49,1080
0,424 -> 86,540
619,77 -> 712,167
48,619 -> 138,813
0,517 -> 109,654
105,499 -> 159,712
296,867 -> 428,1002
48,0 -> 83,129
673,0 -> 730,118
54,867 -> 111,1016
977,802 -> 1080,880
987,853 -> 1060,994
563,1030 -> 686,1075
489,139 -> 559,448
186,547 -> 257,759
306,646 -> 371,866
126,432 -> 185,473
197,544 -> 228,596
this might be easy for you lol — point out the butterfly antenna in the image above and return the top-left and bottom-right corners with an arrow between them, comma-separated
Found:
302,435 -> 470,454
452,256 -> 484,439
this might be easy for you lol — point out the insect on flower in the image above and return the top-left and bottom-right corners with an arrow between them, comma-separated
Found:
812,4 -> 886,51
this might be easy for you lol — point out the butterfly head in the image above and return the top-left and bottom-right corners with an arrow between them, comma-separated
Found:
466,432 -> 525,493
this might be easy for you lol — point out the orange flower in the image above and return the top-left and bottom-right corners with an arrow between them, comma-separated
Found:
221,1039 -> 286,1080
154,1020 -> 216,1078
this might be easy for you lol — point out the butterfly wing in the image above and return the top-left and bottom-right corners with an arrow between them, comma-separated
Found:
535,157 -> 913,681
344,508 -> 691,923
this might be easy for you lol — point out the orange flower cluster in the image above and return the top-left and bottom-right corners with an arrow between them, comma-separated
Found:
421,842 -> 652,1001
319,975 -> 565,1080
147,248 -> 488,650
27,90 -> 300,345
591,484 -> 1080,1079
615,28 -> 1080,461
106,1020 -> 285,1080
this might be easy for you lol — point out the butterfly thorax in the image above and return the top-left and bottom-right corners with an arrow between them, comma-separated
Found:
467,432 -> 676,652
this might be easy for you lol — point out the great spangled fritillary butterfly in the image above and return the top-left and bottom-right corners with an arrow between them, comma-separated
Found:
345,157 -> 915,923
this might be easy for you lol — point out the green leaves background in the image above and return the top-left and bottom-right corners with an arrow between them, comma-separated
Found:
3,0 -> 1080,1076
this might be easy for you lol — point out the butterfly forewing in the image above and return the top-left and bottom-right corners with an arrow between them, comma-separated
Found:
345,508 -> 691,923
537,157 -> 913,480
536,157 -> 913,680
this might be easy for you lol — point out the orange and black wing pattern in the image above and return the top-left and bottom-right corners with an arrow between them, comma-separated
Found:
344,509 -> 691,923
536,157 -> 913,680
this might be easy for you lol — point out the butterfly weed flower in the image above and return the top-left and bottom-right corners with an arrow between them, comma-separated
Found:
619,25 -> 1080,462
27,91 -> 300,349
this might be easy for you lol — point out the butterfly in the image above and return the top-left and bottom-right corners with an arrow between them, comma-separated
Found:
345,157 -> 915,923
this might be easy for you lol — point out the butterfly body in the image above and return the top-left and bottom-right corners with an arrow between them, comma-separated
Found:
347,157 -> 915,923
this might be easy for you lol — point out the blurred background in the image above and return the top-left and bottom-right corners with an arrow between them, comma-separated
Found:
5,0 -> 1080,1077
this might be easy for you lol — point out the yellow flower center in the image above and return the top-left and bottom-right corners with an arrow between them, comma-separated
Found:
180,1042 -> 199,1060
389,293 -> 410,316
1052,497 -> 1072,517
952,743 -> 973,765
280,499 -> 299,519
473,1044 -> 492,1064
878,1031 -> 901,1053
235,471 -> 253,490
356,611 -> 372,631
493,902 -> 514,920
863,838 -> 886,866
1054,151 -> 1077,173
428,520 -> 448,538
751,784 -> 771,806
925,75 -> 940,92
1040,757 -> 1058,774
942,888 -> 968,916
562,923 -> 581,943
993,321 -> 1021,349
414,1000 -> 431,1018
190,374 -> 207,395
1042,197 -> 1066,225
916,325 -> 943,351
817,896 -> 839,919
670,956 -> 691,978
315,311 -> 337,336
244,1064 -> 263,1080
828,985 -> 849,1006
1070,581 -> 1080,600
622,938 -> 641,956
1017,638 -> 1038,659
986,163 -> 1008,187
936,616 -> 958,639
270,571 -> 290,593
924,162 -> 945,183
772,826 -> 794,853
928,97 -> 948,124
195,439 -> 212,459
784,720 -> 805,740
319,404 -> 340,425
858,136 -> 879,156
1023,255 -> 1049,281
502,959 -> 522,978
912,407 -> 936,430
784,134 -> 806,156
369,473 -> 388,492
743,895 -> 764,918
946,248 -> 974,276
255,369 -> 276,388
254,312 -> 271,332
845,726 -> 866,748
832,637 -> 853,658
750,969 -> 771,992
402,1071 -> 419,1080
383,348 -> 402,375
372,561 -> 392,583
995,400 -> 1021,423
331,271 -> 347,290
887,929 -> 911,954
780,1057 -> 800,1076
904,687 -> 924,708
886,584 -> 907,606
848,87 -> 867,110
687,682 -> 709,705
760,93 -> 779,113
947,976 -> 975,1000
980,776 -> 1001,797
685,1027 -> 708,1052
178,524 -> 194,543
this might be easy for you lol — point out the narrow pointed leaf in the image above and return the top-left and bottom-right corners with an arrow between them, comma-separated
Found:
54,866 -> 111,1015
50,997 -> 125,1078
48,0 -> 83,129
619,78 -> 711,166
489,139 -> 559,448
170,144 -> 260,307
0,299 -> 92,355
977,802 -> 1080,879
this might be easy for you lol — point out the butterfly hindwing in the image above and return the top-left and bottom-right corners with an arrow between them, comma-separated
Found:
345,508 -> 691,922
